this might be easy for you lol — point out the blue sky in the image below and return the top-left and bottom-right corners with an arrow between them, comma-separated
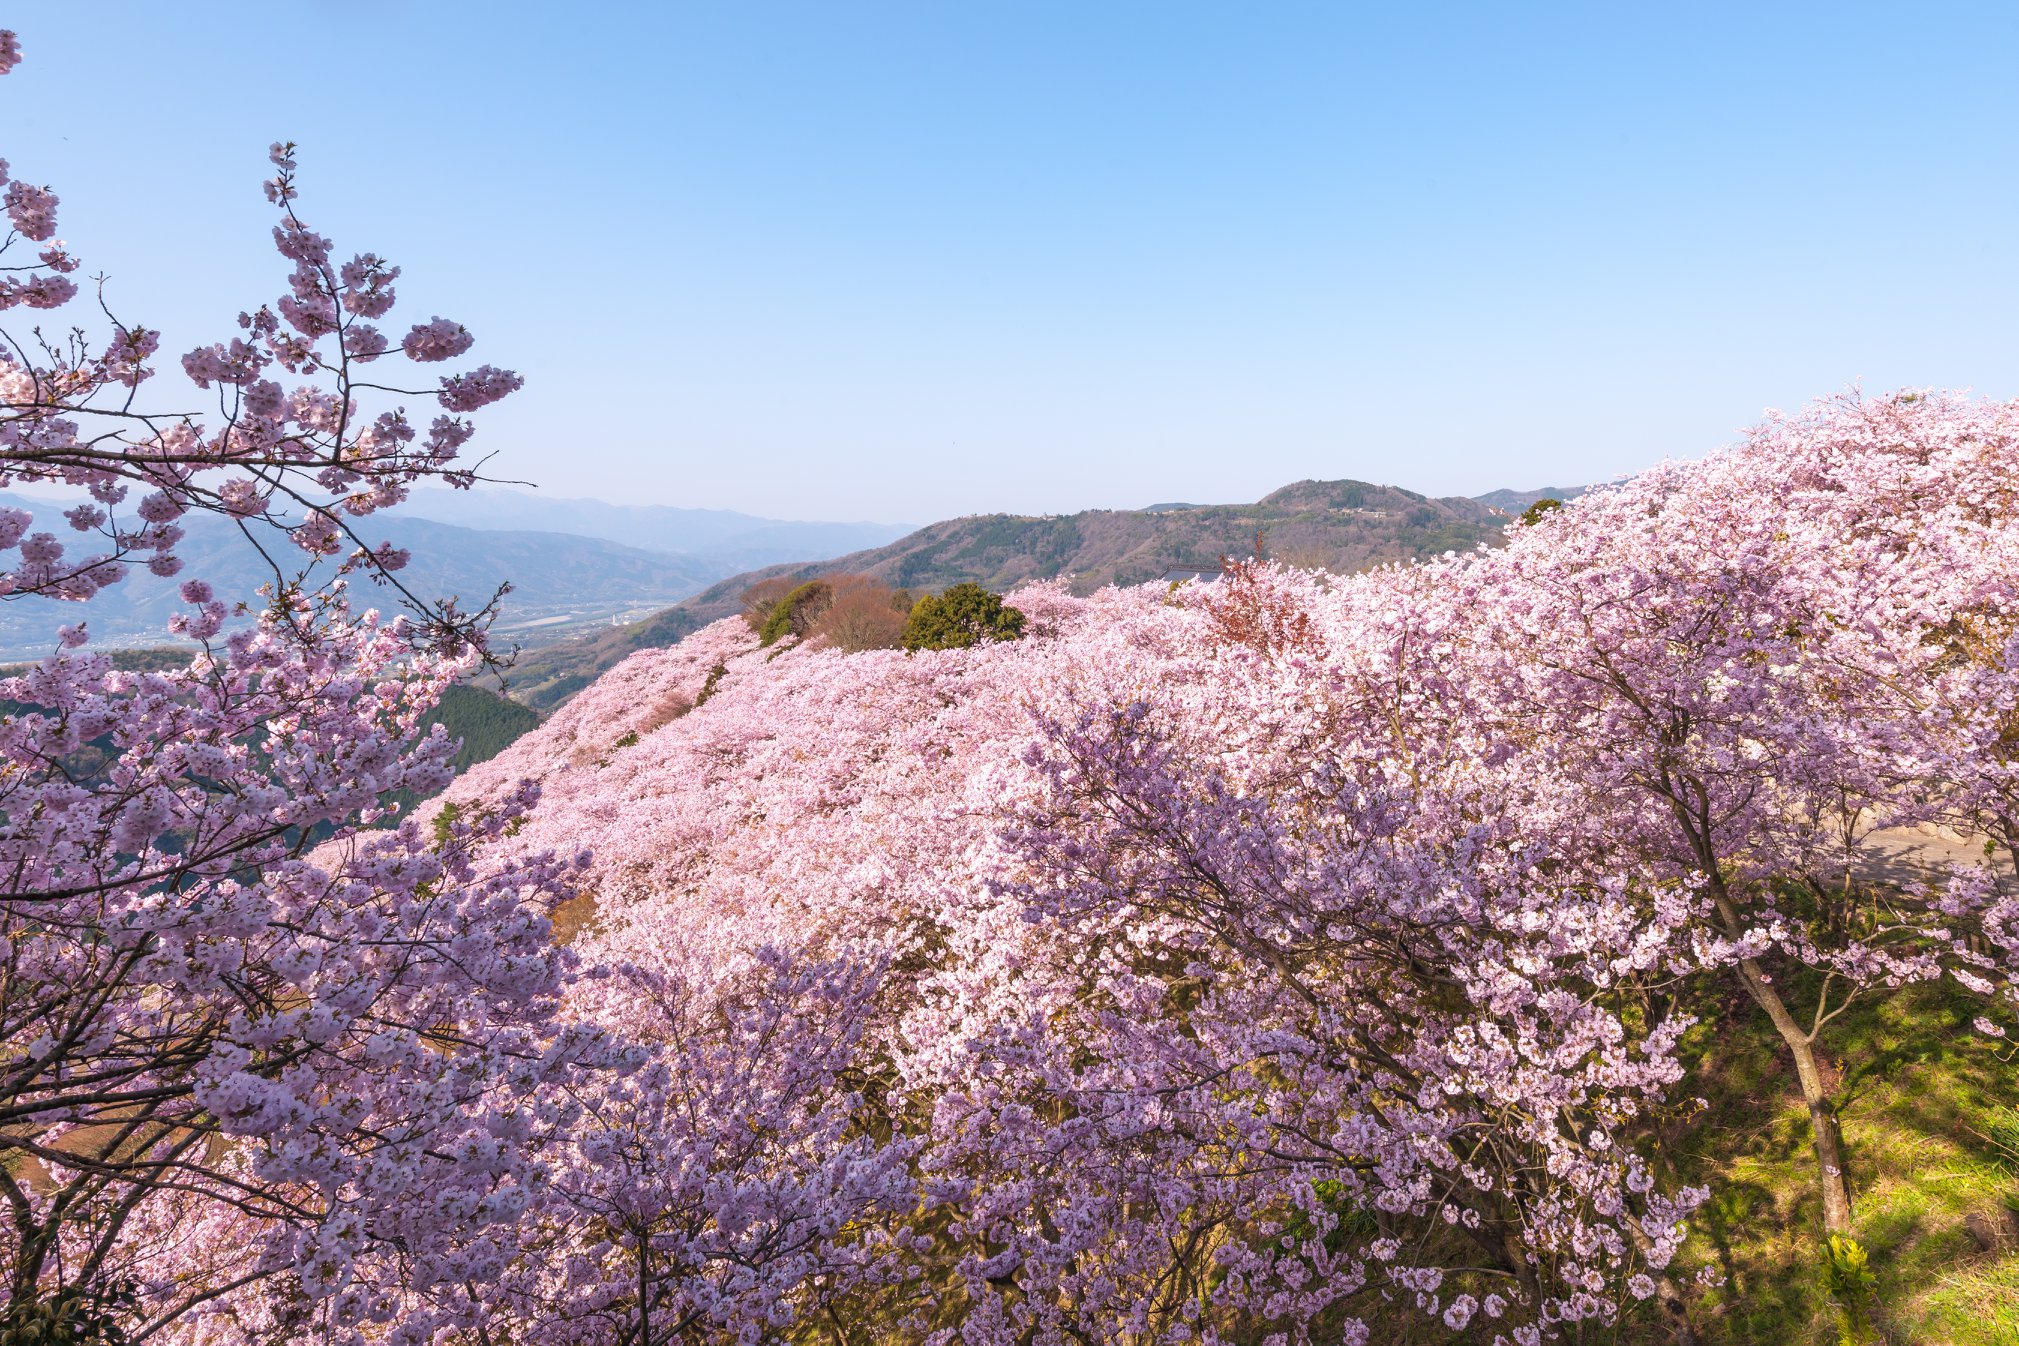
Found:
6,3 -> 2017,522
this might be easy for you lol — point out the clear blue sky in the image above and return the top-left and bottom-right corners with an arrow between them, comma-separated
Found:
7,3 -> 2016,522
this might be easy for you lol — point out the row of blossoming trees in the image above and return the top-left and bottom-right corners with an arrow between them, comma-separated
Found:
5,26 -> 2019,1346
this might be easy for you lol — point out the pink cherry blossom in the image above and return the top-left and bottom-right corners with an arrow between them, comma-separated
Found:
402,316 -> 475,362
3,179 -> 56,240
438,364 -> 523,411
1,30 -> 563,1343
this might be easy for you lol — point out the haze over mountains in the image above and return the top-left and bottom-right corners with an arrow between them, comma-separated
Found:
386,488 -> 915,572
0,490 -> 915,659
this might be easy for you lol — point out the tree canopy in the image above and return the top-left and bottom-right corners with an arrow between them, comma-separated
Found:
900,581 -> 1026,651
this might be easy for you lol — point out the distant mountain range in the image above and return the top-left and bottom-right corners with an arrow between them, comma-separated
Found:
0,494 -> 735,658
496,480 -> 1585,710
1472,485 -> 1589,513
388,488 -> 915,572
0,491 -> 915,660
681,477 -> 1507,615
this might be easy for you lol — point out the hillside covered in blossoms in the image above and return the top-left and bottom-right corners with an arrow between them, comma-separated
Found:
334,391 -> 2019,1346
496,475 -> 1520,712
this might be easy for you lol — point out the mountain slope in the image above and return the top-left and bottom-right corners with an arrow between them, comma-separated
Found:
498,478 -> 1524,709
678,480 -> 1498,622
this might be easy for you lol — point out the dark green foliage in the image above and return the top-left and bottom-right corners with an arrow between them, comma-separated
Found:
498,609 -> 703,711
7,668 -> 524,816
422,684 -> 540,775
901,583 -> 1026,651
629,609 -> 703,651
1519,496 -> 1564,527
757,581 -> 832,646
384,686 -> 541,819
523,673 -> 592,712
430,800 -> 463,850
1,659 -> 533,846
888,517 -> 1084,592
0,1283 -> 137,1346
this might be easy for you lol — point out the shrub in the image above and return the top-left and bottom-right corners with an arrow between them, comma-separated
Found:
901,582 -> 1026,651
1821,1235 -> 1879,1345
758,581 -> 834,646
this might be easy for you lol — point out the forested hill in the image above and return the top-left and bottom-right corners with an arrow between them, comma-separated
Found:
498,478 -> 1535,710
685,478 -> 1502,614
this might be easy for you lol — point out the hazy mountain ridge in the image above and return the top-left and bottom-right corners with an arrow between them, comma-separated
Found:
1472,485 -> 1589,513
0,488 -> 926,659
389,488 -> 915,570
0,479 -> 1579,693
0,495 -> 730,659
498,479 -> 1564,709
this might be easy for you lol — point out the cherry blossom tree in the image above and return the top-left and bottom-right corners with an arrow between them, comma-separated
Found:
473,937 -> 917,1346
927,568 -> 1709,1344
0,29 -> 590,1344
415,585 -> 1717,1343
1449,392 -> 2019,1237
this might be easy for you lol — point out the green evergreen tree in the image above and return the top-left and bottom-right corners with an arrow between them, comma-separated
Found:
758,581 -> 834,646
900,582 -> 1026,651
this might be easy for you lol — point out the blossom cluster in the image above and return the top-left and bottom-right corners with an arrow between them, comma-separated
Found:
1,56 -> 521,652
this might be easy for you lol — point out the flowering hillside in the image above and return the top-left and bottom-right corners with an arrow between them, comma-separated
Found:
302,390 -> 2019,1346
11,18 -> 2015,1344
498,474 -> 1510,709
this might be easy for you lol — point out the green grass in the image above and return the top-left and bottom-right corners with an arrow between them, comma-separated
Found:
1671,979 -> 2019,1344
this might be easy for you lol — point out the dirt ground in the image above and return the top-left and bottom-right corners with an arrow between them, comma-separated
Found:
1856,825 -> 2008,891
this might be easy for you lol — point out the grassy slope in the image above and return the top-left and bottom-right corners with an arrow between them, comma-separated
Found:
1668,977 -> 2019,1344
1323,976 -> 2019,1345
